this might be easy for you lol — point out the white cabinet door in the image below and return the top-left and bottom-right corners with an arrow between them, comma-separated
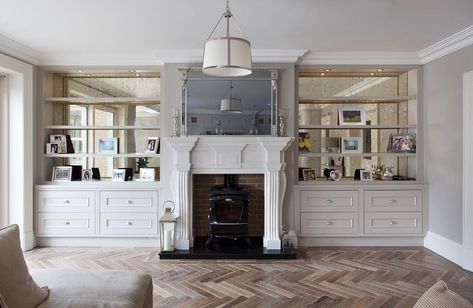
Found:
364,190 -> 422,212
100,191 -> 158,213
301,212 -> 359,235
301,190 -> 359,212
37,190 -> 95,213
364,212 -> 422,234
37,213 -> 96,236
100,213 -> 158,236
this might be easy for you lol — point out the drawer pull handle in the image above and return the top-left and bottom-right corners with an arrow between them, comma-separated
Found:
65,221 -> 70,225
225,198 -> 233,202
325,199 -> 333,204
389,221 -> 397,225
389,199 -> 396,203
127,221 -> 133,226
326,221 -> 333,225
65,200 -> 70,204
127,200 -> 133,204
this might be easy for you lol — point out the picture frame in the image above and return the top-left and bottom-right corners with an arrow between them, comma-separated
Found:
98,138 -> 119,154
302,168 -> 317,181
46,143 -> 59,154
81,169 -> 93,181
112,169 -> 126,181
139,168 -> 156,182
145,137 -> 160,154
339,107 -> 366,125
51,166 -> 72,181
341,137 -> 363,154
360,170 -> 373,181
387,133 -> 416,153
49,134 -> 67,153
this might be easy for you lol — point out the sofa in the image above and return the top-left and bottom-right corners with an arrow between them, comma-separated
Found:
0,224 -> 153,308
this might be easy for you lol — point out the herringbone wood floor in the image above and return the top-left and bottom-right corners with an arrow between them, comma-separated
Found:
25,247 -> 473,308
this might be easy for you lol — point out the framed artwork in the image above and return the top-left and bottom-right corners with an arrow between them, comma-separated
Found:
341,137 -> 363,153
112,169 -> 126,181
145,137 -> 160,154
81,169 -> 93,181
51,166 -> 72,181
360,170 -> 373,181
139,168 -> 156,182
302,168 -> 317,181
49,134 -> 67,153
339,107 -> 366,125
387,133 -> 416,153
98,138 -> 119,154
298,132 -> 312,153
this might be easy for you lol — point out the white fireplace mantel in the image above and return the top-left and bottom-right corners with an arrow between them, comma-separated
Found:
165,136 -> 294,250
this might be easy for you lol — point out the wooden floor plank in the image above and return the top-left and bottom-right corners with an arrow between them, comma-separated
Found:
25,247 -> 473,307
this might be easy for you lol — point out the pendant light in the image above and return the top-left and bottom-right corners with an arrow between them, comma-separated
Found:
220,80 -> 242,113
202,0 -> 252,77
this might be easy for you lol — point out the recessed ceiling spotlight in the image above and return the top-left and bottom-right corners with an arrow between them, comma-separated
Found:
135,73 -> 140,77
320,72 -> 326,76
370,73 -> 375,76
85,74 -> 91,77
376,69 -> 384,72
77,70 -> 83,73
129,70 -> 136,73
324,69 -> 331,72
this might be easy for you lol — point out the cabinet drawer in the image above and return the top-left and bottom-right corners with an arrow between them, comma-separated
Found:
364,212 -> 422,234
364,190 -> 422,212
37,213 -> 96,236
100,191 -> 158,213
37,190 -> 95,213
301,213 -> 359,235
301,190 -> 359,212
100,213 -> 158,236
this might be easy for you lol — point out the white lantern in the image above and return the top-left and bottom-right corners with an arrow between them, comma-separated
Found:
159,200 -> 177,252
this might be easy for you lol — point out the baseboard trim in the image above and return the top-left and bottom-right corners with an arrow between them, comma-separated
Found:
423,231 -> 472,271
36,237 -> 160,248
300,236 -> 423,247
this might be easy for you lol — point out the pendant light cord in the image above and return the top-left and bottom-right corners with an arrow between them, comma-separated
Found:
205,0 -> 248,41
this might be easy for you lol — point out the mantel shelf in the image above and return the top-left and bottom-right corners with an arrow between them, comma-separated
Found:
44,97 -> 160,104
45,125 -> 160,130
299,124 -> 416,130
299,152 -> 416,158
44,153 -> 160,158
299,96 -> 416,104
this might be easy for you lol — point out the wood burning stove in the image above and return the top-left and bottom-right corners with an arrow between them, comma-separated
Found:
206,175 -> 250,249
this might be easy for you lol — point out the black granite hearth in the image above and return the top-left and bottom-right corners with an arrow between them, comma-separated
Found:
159,236 -> 297,259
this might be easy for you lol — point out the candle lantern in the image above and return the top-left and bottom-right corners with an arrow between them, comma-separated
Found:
159,200 -> 177,252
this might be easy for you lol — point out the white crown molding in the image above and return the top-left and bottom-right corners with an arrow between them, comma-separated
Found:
419,25 -> 473,64
299,51 -> 422,66
0,35 -> 40,65
39,52 -> 161,66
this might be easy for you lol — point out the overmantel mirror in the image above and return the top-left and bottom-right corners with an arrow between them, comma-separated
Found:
179,68 -> 279,136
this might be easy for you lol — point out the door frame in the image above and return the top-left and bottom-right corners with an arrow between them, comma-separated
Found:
463,70 -> 473,271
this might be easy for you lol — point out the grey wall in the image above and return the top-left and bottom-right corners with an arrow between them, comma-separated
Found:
424,44 -> 473,244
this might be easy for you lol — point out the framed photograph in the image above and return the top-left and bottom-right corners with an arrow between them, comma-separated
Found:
81,169 -> 93,181
46,143 -> 59,154
387,133 -> 416,153
140,168 -> 156,182
341,137 -> 363,153
98,138 -> 119,154
112,169 -> 126,181
145,137 -> 160,154
339,107 -> 366,125
302,168 -> 317,181
51,166 -> 72,181
49,134 -> 67,153
360,170 -> 373,181
298,132 -> 312,153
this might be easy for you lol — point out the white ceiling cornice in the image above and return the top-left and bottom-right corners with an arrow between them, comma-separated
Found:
418,25 -> 473,64
299,52 -> 422,66
0,34 -> 40,65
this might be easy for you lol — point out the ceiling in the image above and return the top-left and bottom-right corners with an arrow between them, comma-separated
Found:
0,0 -> 472,64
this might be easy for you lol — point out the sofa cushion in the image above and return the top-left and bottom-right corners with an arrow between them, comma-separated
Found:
31,269 -> 153,308
0,224 -> 49,308
414,280 -> 473,308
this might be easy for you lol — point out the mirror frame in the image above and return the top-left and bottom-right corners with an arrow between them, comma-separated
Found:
178,67 -> 280,136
